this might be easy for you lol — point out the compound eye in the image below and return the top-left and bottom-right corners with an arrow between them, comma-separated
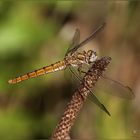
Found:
89,51 -> 97,62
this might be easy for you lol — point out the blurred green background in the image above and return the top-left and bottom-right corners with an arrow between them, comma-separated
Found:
0,1 -> 140,139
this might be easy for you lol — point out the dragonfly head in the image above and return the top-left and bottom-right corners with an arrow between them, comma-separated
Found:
87,50 -> 97,63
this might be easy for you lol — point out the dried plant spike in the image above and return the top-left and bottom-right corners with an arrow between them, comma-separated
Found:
51,57 -> 111,140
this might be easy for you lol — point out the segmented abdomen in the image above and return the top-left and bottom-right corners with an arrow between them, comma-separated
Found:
8,60 -> 66,84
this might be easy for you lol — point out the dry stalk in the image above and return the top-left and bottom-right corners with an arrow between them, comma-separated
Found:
51,57 -> 111,140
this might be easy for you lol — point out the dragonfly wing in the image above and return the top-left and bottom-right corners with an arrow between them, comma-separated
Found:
67,23 -> 106,55
69,66 -> 81,81
64,65 -> 83,91
87,87 -> 111,116
65,23 -> 106,56
96,75 -> 135,100
65,28 -> 80,56
68,65 -> 111,116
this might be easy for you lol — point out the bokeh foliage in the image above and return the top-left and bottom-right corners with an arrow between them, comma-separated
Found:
0,1 -> 140,139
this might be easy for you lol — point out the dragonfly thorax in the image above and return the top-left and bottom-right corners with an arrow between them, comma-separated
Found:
65,50 -> 97,67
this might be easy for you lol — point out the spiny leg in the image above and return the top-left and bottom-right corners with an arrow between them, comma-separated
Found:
77,64 -> 87,76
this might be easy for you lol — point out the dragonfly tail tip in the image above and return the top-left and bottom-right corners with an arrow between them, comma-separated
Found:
8,79 -> 13,84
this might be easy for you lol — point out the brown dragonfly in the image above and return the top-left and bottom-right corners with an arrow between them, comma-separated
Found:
8,23 -> 134,115
8,23 -> 105,84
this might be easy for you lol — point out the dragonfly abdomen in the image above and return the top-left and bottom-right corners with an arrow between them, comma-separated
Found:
8,60 -> 66,84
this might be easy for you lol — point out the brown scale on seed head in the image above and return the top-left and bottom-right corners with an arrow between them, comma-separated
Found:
51,57 -> 111,140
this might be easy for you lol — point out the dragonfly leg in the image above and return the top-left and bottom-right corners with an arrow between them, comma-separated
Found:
78,65 -> 86,76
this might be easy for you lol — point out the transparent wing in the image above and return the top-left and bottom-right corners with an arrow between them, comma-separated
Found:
69,65 -> 111,116
64,65 -> 83,92
69,66 -> 81,81
95,75 -> 135,100
65,28 -> 80,56
65,22 -> 106,56
87,88 -> 111,116
67,23 -> 106,56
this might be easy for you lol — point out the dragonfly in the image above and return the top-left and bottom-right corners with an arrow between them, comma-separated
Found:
8,23 -> 105,84
8,23 -> 134,116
